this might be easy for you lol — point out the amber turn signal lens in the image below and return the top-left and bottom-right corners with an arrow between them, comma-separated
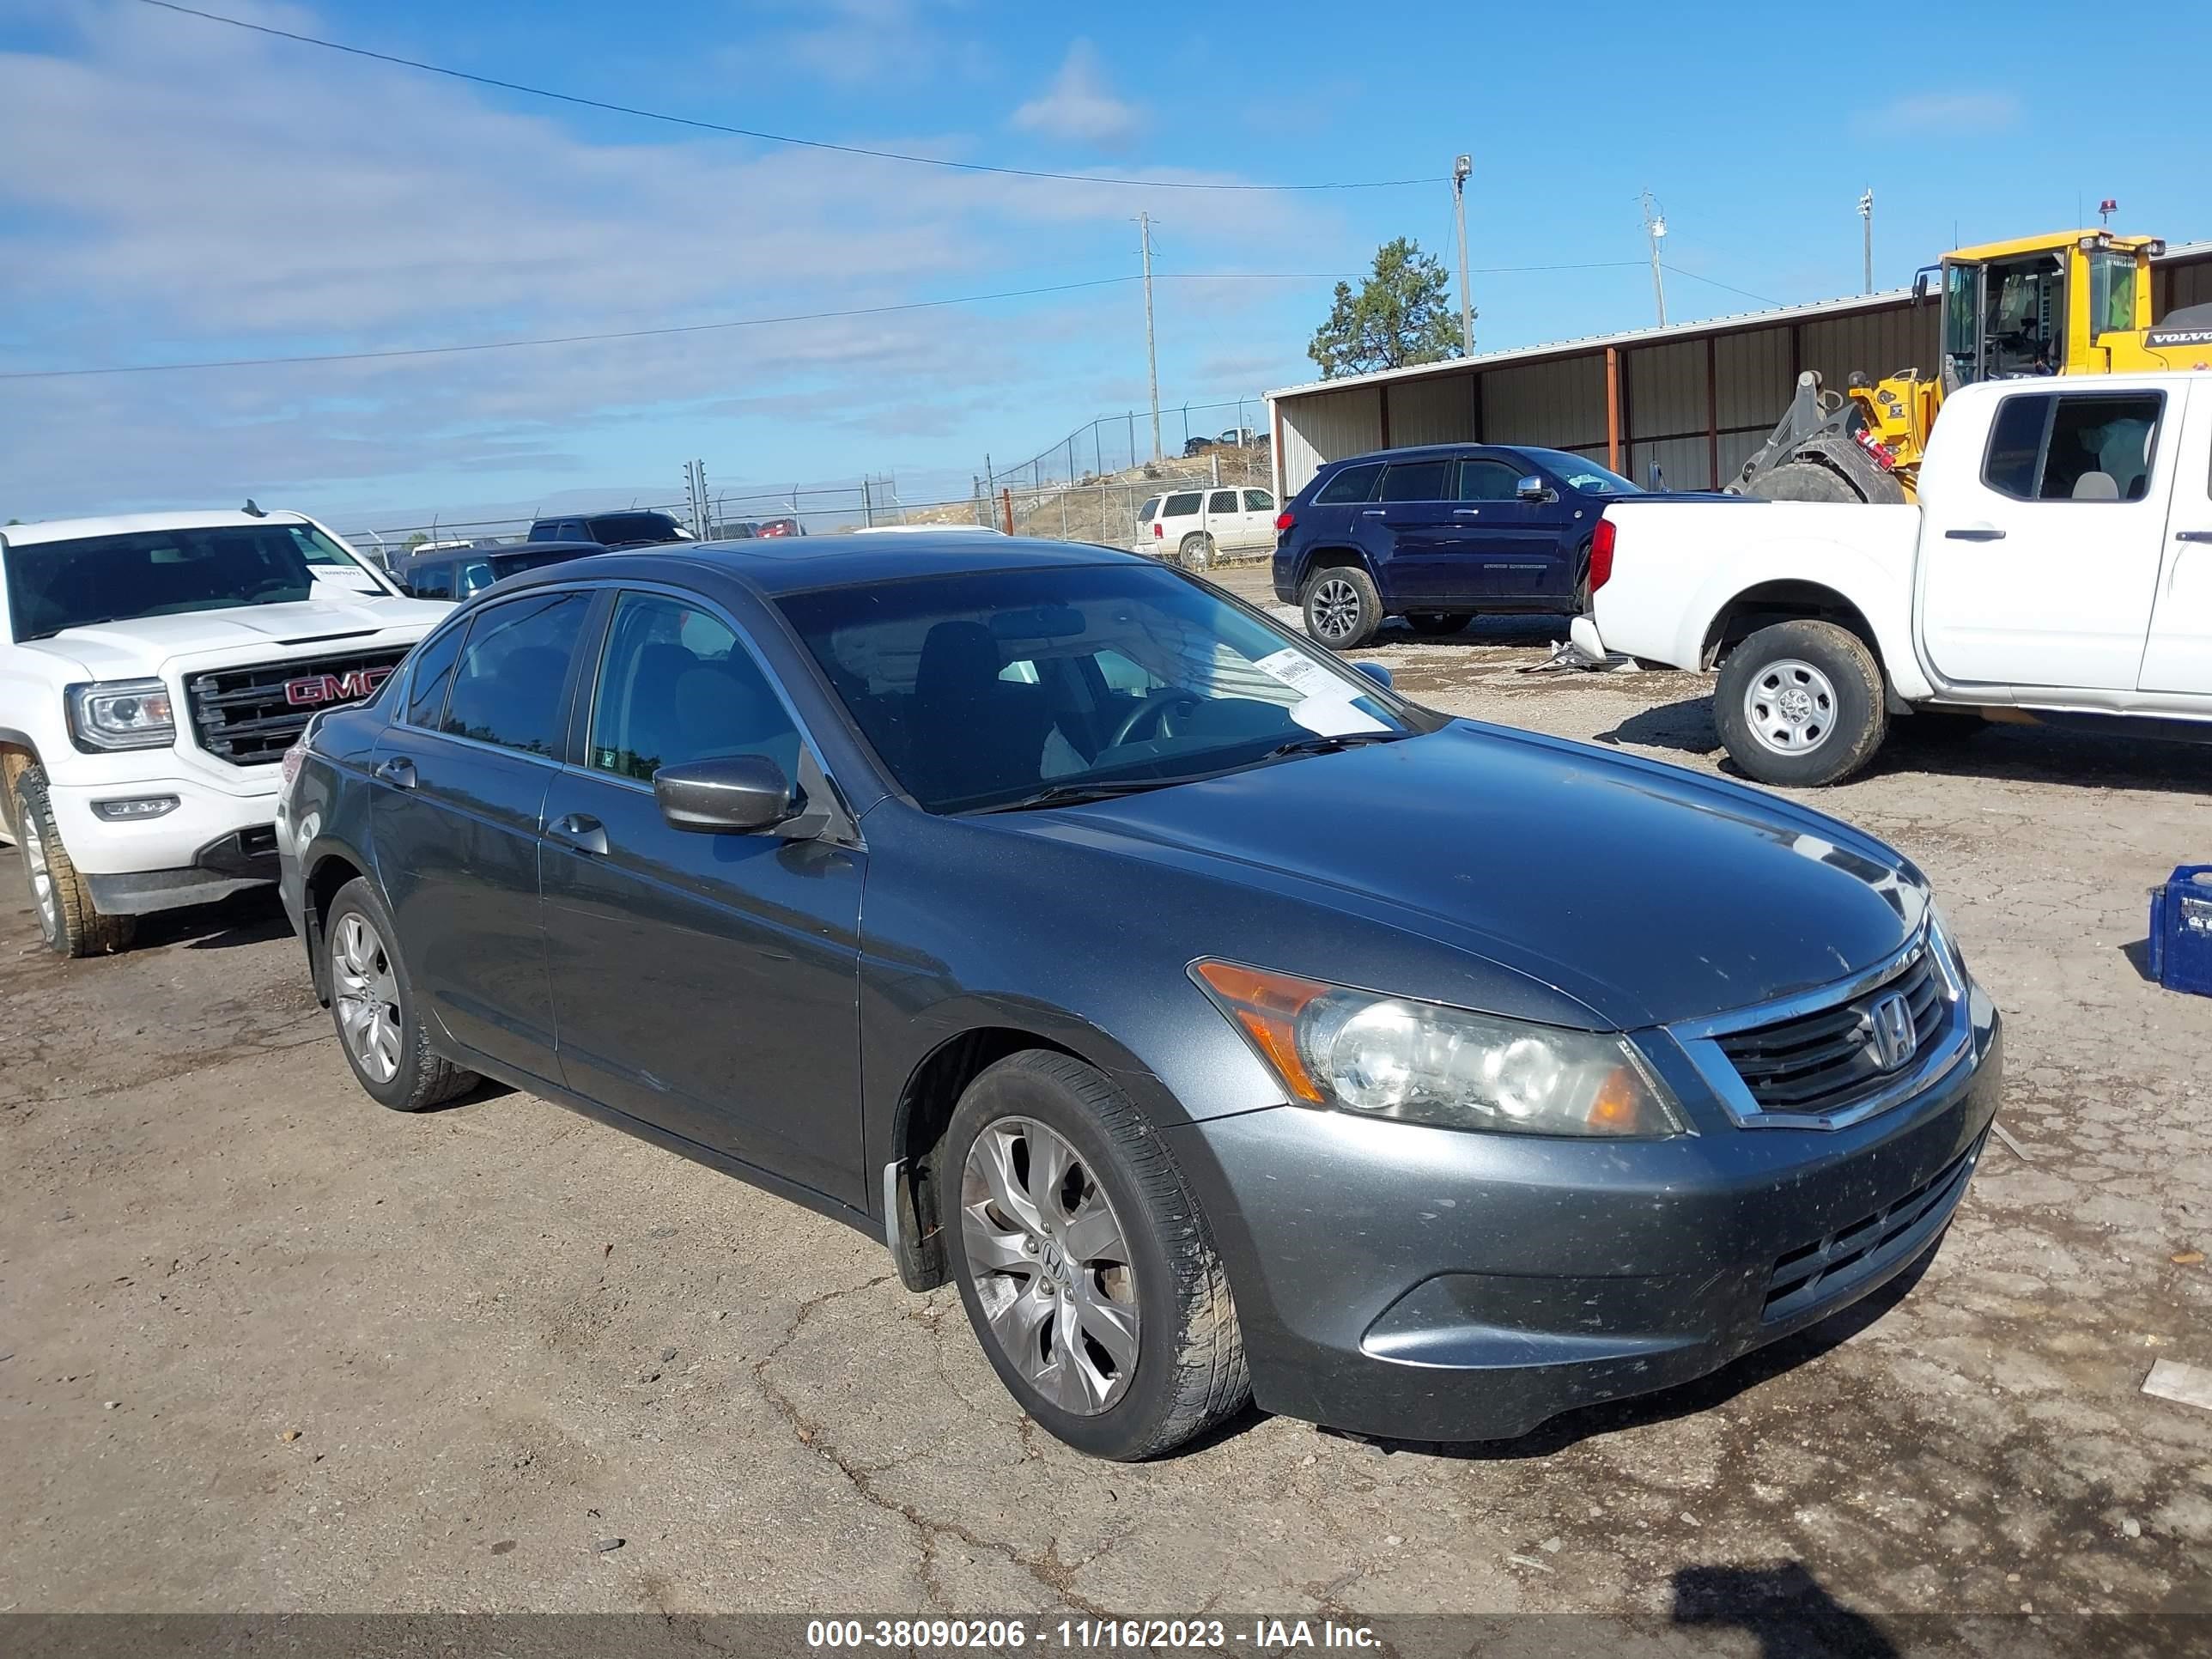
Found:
1189,961 -> 1331,1103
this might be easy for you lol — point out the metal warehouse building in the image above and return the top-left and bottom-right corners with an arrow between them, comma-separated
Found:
1267,240 -> 2212,500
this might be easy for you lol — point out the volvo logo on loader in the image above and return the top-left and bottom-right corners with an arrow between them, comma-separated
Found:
284,665 -> 393,708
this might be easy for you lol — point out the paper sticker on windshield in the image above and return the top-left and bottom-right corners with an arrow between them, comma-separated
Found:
1254,648 -> 1389,736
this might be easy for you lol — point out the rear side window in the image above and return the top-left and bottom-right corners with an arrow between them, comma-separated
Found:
1983,392 -> 2163,501
440,591 -> 590,756
1162,492 -> 1202,518
1380,459 -> 1452,501
1206,489 -> 1239,514
1137,496 -> 1160,521
403,625 -> 466,729
1314,463 -> 1382,505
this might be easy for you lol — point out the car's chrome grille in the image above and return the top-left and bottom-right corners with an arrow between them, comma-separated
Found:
186,648 -> 409,765
1763,1133 -> 1982,1322
1713,948 -> 1948,1116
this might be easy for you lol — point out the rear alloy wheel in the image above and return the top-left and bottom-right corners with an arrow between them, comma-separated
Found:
1177,532 -> 1215,572
946,1052 -> 1249,1460
324,877 -> 477,1111
1406,612 -> 1468,636
1301,565 -> 1382,651
11,765 -> 132,957
1714,619 -> 1887,787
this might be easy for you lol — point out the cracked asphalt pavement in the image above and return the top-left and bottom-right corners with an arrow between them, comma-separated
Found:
3,561 -> 2209,1626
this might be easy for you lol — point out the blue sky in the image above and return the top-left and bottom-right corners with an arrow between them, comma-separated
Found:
3,0 -> 2209,528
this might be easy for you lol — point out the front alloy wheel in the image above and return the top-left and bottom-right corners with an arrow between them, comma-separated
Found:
962,1117 -> 1139,1414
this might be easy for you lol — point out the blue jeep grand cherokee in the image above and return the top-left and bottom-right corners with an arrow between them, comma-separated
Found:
1273,443 -> 1671,649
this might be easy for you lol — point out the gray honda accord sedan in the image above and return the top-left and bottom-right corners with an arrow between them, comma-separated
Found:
278,535 -> 2001,1460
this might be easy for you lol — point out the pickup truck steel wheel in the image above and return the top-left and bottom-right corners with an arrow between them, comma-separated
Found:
324,877 -> 477,1111
1301,567 -> 1381,651
1714,620 -> 1887,787
945,1051 -> 1249,1459
1178,532 -> 1214,572
12,766 -> 132,957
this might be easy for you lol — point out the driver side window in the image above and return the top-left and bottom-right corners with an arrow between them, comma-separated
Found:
1458,459 -> 1525,501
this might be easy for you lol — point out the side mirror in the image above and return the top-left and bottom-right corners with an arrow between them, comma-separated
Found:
1354,661 -> 1393,690
1516,475 -> 1550,503
653,754 -> 799,835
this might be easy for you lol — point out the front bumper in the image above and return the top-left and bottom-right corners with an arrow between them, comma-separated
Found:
81,826 -> 280,915
46,768 -> 283,914
1170,989 -> 2002,1443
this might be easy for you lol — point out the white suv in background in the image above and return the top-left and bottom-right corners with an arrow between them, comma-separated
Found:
0,510 -> 447,955
1136,485 -> 1278,568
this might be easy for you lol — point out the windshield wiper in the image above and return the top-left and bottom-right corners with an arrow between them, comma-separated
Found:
969,777 -> 1182,815
1261,731 -> 1407,761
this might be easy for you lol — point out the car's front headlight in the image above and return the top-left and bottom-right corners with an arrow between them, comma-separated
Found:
65,678 -> 176,751
1191,960 -> 1686,1138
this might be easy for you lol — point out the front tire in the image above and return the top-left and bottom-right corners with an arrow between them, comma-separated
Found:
12,766 -> 133,957
324,877 -> 477,1111
1715,620 -> 1888,787
1301,565 -> 1382,651
945,1052 -> 1249,1461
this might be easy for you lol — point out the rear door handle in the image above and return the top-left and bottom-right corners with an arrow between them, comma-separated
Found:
1944,526 -> 2006,542
1453,508 -> 1481,517
2178,530 -> 2212,544
1361,509 -> 1386,518
374,757 -> 416,789
546,812 -> 609,856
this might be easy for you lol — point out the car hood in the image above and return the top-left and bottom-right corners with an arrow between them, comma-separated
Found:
1003,721 -> 1925,1030
14,592 -> 447,678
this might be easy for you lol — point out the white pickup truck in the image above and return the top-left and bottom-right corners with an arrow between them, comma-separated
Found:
0,509 -> 447,955
1574,371 -> 2212,785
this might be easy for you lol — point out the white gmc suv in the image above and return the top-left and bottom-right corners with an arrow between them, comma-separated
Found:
0,509 -> 449,955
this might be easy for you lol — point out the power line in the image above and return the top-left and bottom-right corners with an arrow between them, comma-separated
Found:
1,267 -> 1658,380
1661,264 -> 1786,308
131,0 -> 1441,193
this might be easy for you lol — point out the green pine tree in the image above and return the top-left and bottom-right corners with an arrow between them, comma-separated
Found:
1308,238 -> 1464,379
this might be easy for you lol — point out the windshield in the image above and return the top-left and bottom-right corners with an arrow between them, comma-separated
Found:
592,513 -> 692,547
777,564 -> 1423,813
1521,449 -> 1642,495
6,524 -> 325,641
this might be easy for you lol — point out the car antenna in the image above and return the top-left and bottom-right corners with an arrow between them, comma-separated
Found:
242,498 -> 265,518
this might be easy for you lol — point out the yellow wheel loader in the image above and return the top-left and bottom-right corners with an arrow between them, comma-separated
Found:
1731,230 -> 2212,503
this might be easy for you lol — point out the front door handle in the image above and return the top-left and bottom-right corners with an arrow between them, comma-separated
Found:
547,812 -> 609,856
374,757 -> 416,789
1944,526 -> 2007,542
2179,530 -> 2212,544
1361,509 -> 1386,518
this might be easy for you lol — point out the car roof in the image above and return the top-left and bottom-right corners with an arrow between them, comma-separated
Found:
0,508 -> 319,547
1320,443 -> 1524,469
488,534 -> 1150,600
401,539 -> 597,562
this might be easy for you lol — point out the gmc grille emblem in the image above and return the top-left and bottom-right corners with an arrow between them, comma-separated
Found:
1864,991 -> 1917,1073
283,666 -> 392,708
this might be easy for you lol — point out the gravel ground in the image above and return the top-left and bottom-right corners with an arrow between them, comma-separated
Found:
3,562 -> 2209,1636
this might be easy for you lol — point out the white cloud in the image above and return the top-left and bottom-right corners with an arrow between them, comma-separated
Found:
0,3 -> 1324,520
766,0 -> 989,88
1009,40 -> 1143,151
1873,90 -> 2021,131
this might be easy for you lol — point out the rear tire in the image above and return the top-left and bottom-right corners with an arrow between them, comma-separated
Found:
1406,613 -> 1468,636
1301,565 -> 1382,651
324,877 -> 477,1111
1715,620 -> 1887,787
1747,462 -> 1863,503
945,1051 -> 1249,1461
1177,533 -> 1214,572
12,767 -> 133,957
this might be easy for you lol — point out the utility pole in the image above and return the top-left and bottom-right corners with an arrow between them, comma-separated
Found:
1138,211 -> 1162,461
1859,188 -> 1875,295
1638,190 -> 1668,326
1451,154 -> 1475,356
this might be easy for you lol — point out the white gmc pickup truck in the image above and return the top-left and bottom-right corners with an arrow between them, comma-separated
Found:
0,509 -> 447,955
1574,371 -> 2212,785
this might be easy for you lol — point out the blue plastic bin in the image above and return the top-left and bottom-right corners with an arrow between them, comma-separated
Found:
2148,865 -> 2212,996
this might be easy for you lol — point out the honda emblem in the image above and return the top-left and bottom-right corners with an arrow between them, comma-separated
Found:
1864,991 -> 1917,1072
